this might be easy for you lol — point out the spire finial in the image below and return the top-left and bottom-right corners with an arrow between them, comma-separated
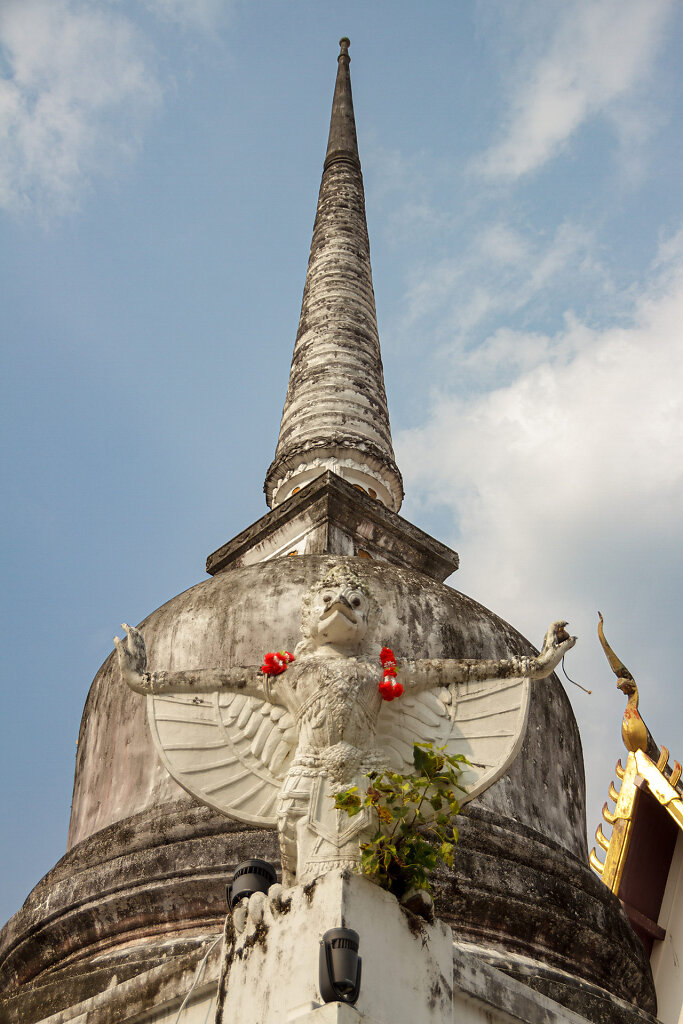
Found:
264,39 -> 403,513
324,35 -> 359,170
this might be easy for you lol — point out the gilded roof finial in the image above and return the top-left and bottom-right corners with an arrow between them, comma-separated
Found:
597,612 -> 647,753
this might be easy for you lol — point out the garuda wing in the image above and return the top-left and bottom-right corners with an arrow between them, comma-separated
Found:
375,674 -> 530,803
148,692 -> 297,825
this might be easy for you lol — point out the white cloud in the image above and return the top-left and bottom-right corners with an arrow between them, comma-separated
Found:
396,229 -> 683,835
475,0 -> 674,179
144,0 -> 230,32
398,230 -> 683,593
399,218 -> 603,355
0,0 -> 161,217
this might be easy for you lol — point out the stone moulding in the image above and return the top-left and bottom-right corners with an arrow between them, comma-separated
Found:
265,438 -> 404,512
206,471 -> 458,581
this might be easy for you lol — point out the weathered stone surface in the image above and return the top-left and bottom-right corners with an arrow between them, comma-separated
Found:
65,557 -> 580,855
125,570 -> 571,888
0,801 -> 276,1021
218,870 -> 454,1024
207,471 -> 458,581
0,944 -> 218,1024
264,43 -> 402,512
0,556 -> 656,1021
453,946 -> 659,1024
0,938 -> 221,1024
436,807 -> 657,1017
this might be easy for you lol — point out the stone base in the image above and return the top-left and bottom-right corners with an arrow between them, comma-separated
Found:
217,870 -> 453,1024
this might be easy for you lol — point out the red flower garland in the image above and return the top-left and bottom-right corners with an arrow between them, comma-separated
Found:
261,650 -> 295,676
379,646 -> 403,701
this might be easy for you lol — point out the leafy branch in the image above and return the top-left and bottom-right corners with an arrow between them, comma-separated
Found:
334,743 -> 467,898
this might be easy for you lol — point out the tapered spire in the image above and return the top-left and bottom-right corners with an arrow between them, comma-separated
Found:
264,38 -> 403,512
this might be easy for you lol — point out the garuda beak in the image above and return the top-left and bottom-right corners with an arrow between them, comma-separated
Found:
320,594 -> 357,625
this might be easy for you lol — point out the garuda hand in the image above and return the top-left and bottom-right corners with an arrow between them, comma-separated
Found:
535,621 -> 577,677
114,623 -> 150,694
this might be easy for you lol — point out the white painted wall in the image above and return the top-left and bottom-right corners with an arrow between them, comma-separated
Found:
651,830 -> 683,1024
218,872 -> 455,1024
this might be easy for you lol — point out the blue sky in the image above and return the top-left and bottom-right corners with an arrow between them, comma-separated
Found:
2,0 -> 682,924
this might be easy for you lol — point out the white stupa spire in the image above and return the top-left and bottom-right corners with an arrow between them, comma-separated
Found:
264,38 -> 403,512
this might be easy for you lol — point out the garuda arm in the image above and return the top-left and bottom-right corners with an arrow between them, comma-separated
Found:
114,623 -> 268,701
399,620 -> 576,694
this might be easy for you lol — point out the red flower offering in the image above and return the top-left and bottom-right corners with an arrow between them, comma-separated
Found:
379,646 -> 402,701
380,646 -> 396,667
261,650 -> 295,676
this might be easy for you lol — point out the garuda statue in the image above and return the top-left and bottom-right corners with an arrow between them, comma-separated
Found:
116,564 -> 575,886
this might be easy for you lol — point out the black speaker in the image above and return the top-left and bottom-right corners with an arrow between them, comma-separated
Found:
227,859 -> 278,909
319,928 -> 362,1005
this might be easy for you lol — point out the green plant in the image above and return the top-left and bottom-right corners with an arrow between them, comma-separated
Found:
334,743 -> 466,898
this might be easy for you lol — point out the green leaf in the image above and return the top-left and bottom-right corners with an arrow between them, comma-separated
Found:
440,841 -> 454,868
413,744 -> 430,775
334,789 -> 362,816
333,741 -> 464,898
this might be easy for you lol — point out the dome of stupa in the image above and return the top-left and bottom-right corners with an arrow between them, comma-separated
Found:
0,555 -> 655,1019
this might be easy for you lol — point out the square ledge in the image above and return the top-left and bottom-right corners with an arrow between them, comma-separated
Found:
206,471 -> 458,582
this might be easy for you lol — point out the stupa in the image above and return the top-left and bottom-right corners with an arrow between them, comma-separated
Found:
0,39 -> 659,1024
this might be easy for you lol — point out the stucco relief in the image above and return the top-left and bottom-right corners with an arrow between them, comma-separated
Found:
115,564 -> 575,886
271,452 -> 398,508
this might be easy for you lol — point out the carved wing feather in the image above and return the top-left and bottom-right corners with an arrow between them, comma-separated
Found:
149,668 -> 531,822
148,691 -> 297,826
375,674 -> 530,802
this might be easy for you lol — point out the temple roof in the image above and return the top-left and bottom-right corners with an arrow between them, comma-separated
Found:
264,39 -> 403,512
590,616 -> 683,958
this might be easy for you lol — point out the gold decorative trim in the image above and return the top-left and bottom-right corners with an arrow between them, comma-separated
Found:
602,801 -> 617,825
590,752 -> 640,893
595,823 -> 610,852
589,849 -> 605,875
671,761 -> 682,787
633,749 -> 683,831
656,746 -> 670,772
